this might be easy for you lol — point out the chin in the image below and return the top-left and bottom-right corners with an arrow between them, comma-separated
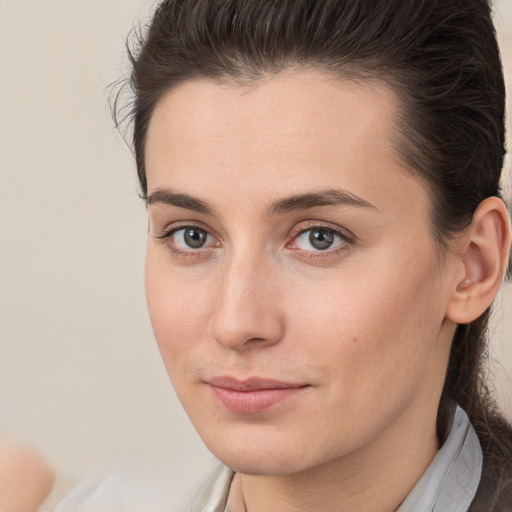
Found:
213,450 -> 308,476
200,430 -> 326,476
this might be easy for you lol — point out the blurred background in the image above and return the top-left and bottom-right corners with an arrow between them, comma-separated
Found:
0,0 -> 511,510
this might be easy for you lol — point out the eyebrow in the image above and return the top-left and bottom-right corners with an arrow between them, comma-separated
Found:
146,187 -> 377,216
146,188 -> 215,215
266,188 -> 377,215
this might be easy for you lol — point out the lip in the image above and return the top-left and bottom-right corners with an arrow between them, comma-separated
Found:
207,376 -> 309,413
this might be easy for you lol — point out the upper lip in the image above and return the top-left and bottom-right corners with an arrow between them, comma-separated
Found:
207,376 -> 308,391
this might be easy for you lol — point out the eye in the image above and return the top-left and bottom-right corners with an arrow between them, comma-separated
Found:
153,223 -> 221,260
170,227 -> 214,250
290,226 -> 348,252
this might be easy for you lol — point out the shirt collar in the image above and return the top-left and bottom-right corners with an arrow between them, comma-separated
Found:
397,404 -> 482,512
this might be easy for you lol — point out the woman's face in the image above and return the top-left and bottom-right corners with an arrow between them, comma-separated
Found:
144,71 -> 458,476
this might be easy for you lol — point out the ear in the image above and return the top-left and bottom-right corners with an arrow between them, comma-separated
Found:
446,196 -> 511,324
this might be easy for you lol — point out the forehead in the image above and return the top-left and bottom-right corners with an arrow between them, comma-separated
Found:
147,71 -> 398,165
145,70 -> 428,218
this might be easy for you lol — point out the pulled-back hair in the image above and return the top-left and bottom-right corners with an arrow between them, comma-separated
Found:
114,0 -> 512,507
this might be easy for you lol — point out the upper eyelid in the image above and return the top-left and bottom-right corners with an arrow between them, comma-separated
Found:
289,228 -> 349,251
162,225 -> 218,246
289,222 -> 355,242
153,221 -> 217,239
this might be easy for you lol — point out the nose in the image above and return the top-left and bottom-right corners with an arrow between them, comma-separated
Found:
208,254 -> 285,350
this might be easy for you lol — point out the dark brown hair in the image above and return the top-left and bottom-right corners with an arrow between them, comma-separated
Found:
114,0 -> 512,508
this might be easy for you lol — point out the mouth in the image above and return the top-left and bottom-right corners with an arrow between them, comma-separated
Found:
206,376 -> 310,413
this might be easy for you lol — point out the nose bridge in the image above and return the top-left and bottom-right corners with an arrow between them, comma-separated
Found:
209,246 -> 284,350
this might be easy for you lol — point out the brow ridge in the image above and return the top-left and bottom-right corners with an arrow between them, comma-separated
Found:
146,187 -> 214,215
266,188 -> 377,215
146,186 -> 376,216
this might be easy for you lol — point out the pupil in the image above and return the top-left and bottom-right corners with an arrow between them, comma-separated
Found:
309,229 -> 334,250
184,228 -> 207,248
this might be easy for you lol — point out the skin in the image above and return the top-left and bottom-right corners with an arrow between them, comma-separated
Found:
0,439 -> 54,512
143,71 -> 507,511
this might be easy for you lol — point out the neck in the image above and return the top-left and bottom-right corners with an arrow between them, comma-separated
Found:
238,400 -> 440,512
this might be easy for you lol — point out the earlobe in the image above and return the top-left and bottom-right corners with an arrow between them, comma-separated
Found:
446,197 -> 512,324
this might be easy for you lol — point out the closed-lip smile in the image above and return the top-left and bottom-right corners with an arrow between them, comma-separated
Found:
207,376 -> 309,413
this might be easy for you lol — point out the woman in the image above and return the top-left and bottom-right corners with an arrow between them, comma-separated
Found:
58,0 -> 512,510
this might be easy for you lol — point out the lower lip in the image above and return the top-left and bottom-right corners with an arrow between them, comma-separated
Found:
209,386 -> 307,413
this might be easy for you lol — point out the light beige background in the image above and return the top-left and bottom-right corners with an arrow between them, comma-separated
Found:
0,0 -> 511,508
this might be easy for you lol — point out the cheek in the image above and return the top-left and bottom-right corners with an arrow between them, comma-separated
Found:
145,246 -> 214,377
290,253 -> 443,408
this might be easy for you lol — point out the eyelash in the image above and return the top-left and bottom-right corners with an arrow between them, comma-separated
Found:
154,222 -> 355,260
154,222 -> 218,259
287,223 -> 354,260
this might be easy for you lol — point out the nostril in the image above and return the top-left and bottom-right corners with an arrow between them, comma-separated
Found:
208,303 -> 285,350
